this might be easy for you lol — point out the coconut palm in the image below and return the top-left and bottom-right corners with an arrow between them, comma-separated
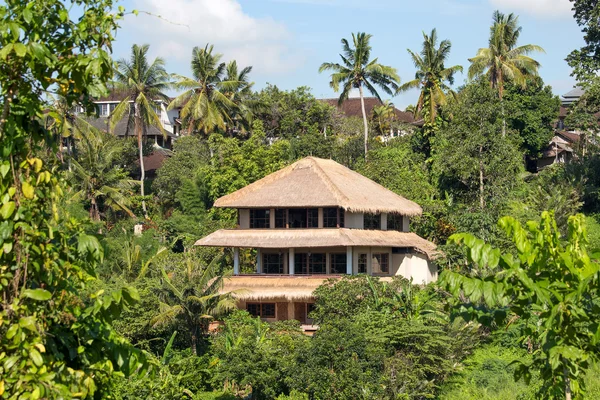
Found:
468,10 -> 544,100
110,44 -> 171,219
319,32 -> 400,159
371,101 -> 396,136
150,256 -> 237,355
69,126 -> 136,221
222,60 -> 257,136
169,44 -> 248,136
398,29 -> 463,131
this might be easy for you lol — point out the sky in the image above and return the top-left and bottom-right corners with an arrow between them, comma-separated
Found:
113,0 -> 583,109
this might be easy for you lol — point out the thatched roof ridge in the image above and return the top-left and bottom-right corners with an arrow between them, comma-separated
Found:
195,228 -> 438,259
214,157 -> 422,216
221,275 -> 332,301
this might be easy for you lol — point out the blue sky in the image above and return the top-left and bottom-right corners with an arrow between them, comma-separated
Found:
114,0 -> 582,109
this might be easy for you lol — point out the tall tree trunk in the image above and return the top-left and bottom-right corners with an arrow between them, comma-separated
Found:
479,144 -> 485,209
134,102 -> 148,219
564,365 -> 572,400
498,77 -> 506,137
358,85 -> 369,161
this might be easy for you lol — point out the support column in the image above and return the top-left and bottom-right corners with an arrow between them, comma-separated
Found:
381,213 -> 388,231
256,248 -> 262,274
289,248 -> 295,275
269,208 -> 275,229
233,247 -> 240,275
326,253 -> 331,275
318,208 -> 324,228
346,247 -> 353,275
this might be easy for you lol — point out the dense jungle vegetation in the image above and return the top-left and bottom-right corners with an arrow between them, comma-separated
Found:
2,0 -> 600,399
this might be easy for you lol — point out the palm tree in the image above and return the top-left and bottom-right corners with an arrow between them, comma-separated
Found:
319,32 -> 400,159
150,256 -> 237,355
398,29 -> 463,132
169,44 -> 248,136
468,10 -> 544,100
222,60 -> 257,136
371,101 -> 396,136
110,44 -> 171,219
69,126 -> 137,221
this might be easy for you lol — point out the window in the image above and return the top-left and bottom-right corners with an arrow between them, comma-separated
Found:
330,253 -> 347,274
387,214 -> 404,231
358,254 -> 368,274
296,253 -> 326,274
372,253 -> 389,274
323,208 -> 344,228
250,209 -> 270,228
306,303 -> 316,322
73,104 -> 84,114
288,208 -> 319,228
109,103 -> 118,114
392,247 -> 414,254
364,213 -> 381,230
275,209 -> 287,228
247,303 -> 276,318
99,103 -> 109,116
263,253 -> 283,274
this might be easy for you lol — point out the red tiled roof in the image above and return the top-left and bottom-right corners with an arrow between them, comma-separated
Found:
321,97 -> 416,124
142,148 -> 172,172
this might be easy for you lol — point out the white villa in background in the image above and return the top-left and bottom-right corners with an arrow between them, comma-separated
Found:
74,93 -> 182,149
195,157 -> 438,329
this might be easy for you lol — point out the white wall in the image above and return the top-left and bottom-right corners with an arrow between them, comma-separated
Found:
393,253 -> 436,284
345,212 -> 363,229
239,209 -> 250,229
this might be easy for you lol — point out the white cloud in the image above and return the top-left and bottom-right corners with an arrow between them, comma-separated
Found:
489,0 -> 572,18
123,0 -> 301,75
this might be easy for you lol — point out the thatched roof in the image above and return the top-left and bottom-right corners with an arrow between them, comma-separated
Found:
221,275 -> 332,301
195,228 -> 438,258
214,157 -> 423,216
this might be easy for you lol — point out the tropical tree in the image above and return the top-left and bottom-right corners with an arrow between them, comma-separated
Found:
110,44 -> 171,218
151,256 -> 237,355
319,32 -> 400,158
169,44 -> 248,136
440,212 -> 600,400
398,28 -> 463,133
69,126 -> 137,221
468,11 -> 544,101
371,100 -> 396,136
223,60 -> 257,136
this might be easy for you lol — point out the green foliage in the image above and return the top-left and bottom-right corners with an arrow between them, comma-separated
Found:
440,345 -> 541,400
0,0 -> 153,397
503,77 -> 561,157
358,136 -> 436,204
432,79 -> 524,208
566,0 -> 600,84
440,212 -> 600,398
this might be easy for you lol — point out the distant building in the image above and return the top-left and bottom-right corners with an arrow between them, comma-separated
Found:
75,92 -> 182,150
533,131 -> 580,171
195,157 -> 438,330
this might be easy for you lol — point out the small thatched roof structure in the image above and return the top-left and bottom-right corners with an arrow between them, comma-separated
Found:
221,275 -> 333,301
214,157 -> 422,216
195,228 -> 438,258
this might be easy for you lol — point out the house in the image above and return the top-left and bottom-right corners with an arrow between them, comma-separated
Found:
74,92 -> 182,149
321,97 -> 423,136
195,156 -> 438,328
533,131 -> 580,171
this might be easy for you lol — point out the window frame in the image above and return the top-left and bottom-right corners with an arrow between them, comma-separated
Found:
262,253 -> 284,274
387,213 -> 403,231
323,207 -> 344,228
330,253 -> 347,274
247,302 -> 276,318
364,213 -> 381,230
250,209 -> 270,229
372,253 -> 390,274
358,253 -> 368,274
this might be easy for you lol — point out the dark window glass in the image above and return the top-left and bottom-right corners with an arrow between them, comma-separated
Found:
262,303 -> 276,318
323,208 -> 337,227
372,253 -> 389,274
250,209 -> 270,228
330,253 -> 347,274
295,253 -> 308,274
296,253 -> 326,274
247,303 -> 276,318
339,209 -> 344,228
275,209 -> 286,228
247,303 -> 260,317
358,254 -> 368,274
364,213 -> 381,230
387,214 -> 403,231
307,208 -> 318,228
263,253 -> 283,274
392,247 -> 413,254
289,208 -> 307,228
